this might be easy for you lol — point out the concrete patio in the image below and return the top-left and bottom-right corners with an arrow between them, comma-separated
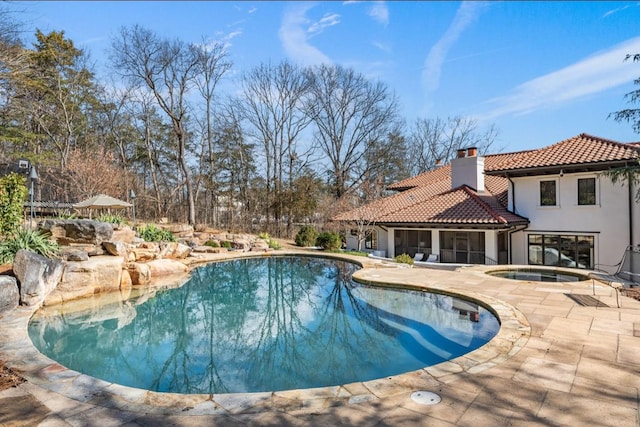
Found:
0,255 -> 638,426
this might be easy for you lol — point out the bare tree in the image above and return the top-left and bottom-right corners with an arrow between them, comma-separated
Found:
110,25 -> 199,224
192,38 -> 232,224
304,64 -> 400,199
406,116 -> 500,175
235,60 -> 312,236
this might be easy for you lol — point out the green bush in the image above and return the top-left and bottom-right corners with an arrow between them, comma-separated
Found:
267,239 -> 281,250
0,228 -> 60,264
315,231 -> 342,251
393,253 -> 414,266
204,239 -> 220,248
137,224 -> 176,242
0,173 -> 27,237
98,213 -> 125,225
295,225 -> 319,247
222,241 -> 232,249
258,232 -> 270,240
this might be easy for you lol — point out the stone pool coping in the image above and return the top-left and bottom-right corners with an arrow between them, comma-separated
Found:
0,251 -> 531,416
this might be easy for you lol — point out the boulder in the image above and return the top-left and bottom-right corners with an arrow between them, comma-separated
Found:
128,263 -> 151,286
63,250 -> 89,262
251,240 -> 270,252
112,226 -> 136,244
146,259 -> 189,277
51,256 -> 124,303
120,269 -> 132,299
231,238 -> 251,251
159,242 -> 192,259
192,245 -> 227,254
0,276 -> 19,316
103,241 -> 128,258
13,250 -> 64,306
40,219 -> 114,245
129,248 -> 158,262
160,224 -> 194,239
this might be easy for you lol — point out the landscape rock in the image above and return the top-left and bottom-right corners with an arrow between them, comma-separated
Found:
39,219 -> 114,245
103,241 -> 128,258
231,238 -> 251,251
192,245 -> 227,254
128,263 -> 151,286
129,248 -> 158,262
146,259 -> 189,277
13,250 -> 64,306
160,223 -> 194,239
0,276 -> 19,316
159,242 -> 192,259
112,226 -> 136,244
63,250 -> 89,262
50,256 -> 124,303
251,240 -> 270,252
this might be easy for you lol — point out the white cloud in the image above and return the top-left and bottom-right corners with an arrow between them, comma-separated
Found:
279,3 -> 332,66
421,2 -> 488,93
476,36 -> 640,121
603,4 -> 635,18
308,13 -> 341,36
368,2 -> 389,26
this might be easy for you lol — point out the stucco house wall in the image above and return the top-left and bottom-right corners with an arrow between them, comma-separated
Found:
509,171 -> 636,272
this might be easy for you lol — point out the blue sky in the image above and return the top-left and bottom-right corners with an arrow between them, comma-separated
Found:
17,1 -> 640,152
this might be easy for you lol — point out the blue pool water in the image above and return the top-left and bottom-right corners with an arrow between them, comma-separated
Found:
29,256 -> 500,394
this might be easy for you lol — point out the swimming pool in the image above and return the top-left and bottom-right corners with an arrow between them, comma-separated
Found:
486,267 -> 590,282
29,256 -> 500,394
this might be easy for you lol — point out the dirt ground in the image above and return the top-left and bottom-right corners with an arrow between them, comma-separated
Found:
621,287 -> 640,301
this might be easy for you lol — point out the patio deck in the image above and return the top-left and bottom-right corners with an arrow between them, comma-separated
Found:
0,255 -> 638,426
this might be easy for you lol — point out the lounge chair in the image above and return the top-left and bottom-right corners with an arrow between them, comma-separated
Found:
425,254 -> 439,262
413,253 -> 424,262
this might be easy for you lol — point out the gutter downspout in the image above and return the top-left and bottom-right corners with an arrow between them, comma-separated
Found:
505,174 -> 529,264
629,170 -> 634,248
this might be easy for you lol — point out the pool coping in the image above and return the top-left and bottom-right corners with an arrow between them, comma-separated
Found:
0,252 -> 531,416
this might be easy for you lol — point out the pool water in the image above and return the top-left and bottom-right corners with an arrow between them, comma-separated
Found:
29,256 -> 499,394
487,268 -> 589,282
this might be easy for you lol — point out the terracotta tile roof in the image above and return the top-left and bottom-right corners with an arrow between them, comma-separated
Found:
388,151 -> 532,191
485,133 -> 639,175
363,186 -> 527,226
335,133 -> 637,227
333,180 -> 527,227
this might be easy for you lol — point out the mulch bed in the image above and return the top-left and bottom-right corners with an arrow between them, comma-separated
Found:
0,362 -> 25,391
621,287 -> 640,302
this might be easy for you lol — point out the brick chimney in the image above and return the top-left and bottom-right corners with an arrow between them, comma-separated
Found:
451,148 -> 484,192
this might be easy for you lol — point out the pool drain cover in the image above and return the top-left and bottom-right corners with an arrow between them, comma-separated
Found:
411,391 -> 441,405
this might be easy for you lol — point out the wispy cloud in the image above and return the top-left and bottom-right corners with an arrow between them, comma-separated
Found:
421,2 -> 488,93
279,3 -> 332,66
308,13 -> 341,36
603,3 -> 636,18
368,1 -> 389,26
475,37 -> 640,121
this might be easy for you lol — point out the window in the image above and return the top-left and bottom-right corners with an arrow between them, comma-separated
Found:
527,234 -> 593,269
439,231 -> 485,264
578,178 -> 596,205
365,230 -> 378,250
539,180 -> 557,206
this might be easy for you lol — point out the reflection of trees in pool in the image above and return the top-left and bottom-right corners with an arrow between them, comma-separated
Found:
28,257 -> 498,394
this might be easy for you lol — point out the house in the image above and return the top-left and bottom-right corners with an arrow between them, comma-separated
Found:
334,134 -> 640,273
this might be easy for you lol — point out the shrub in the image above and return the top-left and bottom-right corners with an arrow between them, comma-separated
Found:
295,225 -> 319,247
204,239 -> 220,248
0,228 -> 60,264
137,224 -> 176,242
316,231 -> 342,251
98,213 -> 125,225
222,241 -> 232,249
258,232 -> 270,240
394,253 -> 414,266
0,173 -> 27,237
267,239 -> 281,250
